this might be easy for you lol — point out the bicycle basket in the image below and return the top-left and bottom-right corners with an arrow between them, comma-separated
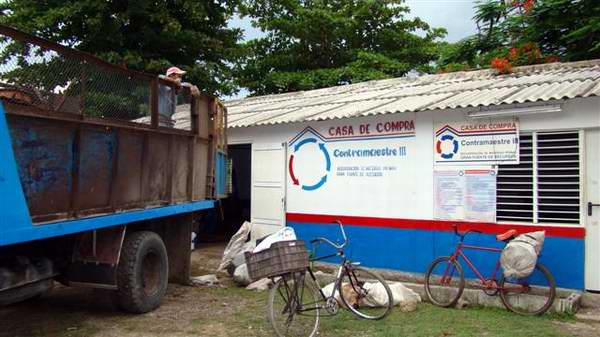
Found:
244,240 -> 309,281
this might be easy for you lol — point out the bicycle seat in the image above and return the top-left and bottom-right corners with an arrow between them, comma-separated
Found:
496,229 -> 518,241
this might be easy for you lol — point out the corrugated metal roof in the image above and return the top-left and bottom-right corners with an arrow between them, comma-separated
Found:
225,60 -> 600,128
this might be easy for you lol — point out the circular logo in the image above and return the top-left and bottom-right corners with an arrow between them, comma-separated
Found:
289,138 -> 330,191
436,134 -> 459,159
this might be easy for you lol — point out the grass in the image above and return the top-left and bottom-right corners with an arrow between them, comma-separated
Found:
319,304 -> 573,337
0,285 -> 581,337
189,287 -> 575,337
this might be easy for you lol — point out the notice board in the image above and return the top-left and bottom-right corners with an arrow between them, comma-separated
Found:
434,167 -> 497,223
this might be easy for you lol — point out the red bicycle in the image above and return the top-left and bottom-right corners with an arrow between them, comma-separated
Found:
424,225 -> 556,315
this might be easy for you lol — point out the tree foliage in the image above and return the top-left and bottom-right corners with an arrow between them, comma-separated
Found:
236,0 -> 446,95
437,0 -> 600,72
0,0 -> 244,96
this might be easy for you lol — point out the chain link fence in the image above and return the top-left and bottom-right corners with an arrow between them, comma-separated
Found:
0,26 -> 190,129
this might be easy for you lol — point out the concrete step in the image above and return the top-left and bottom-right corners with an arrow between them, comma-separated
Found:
312,263 -> 582,314
401,281 -> 580,314
582,291 -> 600,309
575,309 -> 600,323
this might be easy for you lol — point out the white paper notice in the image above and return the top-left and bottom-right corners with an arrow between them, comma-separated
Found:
434,167 -> 497,222
434,169 -> 465,220
464,169 -> 496,222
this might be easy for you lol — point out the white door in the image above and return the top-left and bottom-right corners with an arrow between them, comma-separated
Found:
585,129 -> 600,291
251,143 -> 286,240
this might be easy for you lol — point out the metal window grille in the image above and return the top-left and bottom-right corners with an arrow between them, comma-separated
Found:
497,134 -> 534,222
497,131 -> 581,225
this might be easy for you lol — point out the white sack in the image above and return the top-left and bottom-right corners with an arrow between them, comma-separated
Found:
321,281 -> 421,311
246,278 -> 272,291
252,227 -> 297,253
500,231 -> 545,279
389,282 -> 421,312
232,241 -> 256,268
321,283 -> 339,301
233,263 -> 252,286
218,221 -> 253,272
190,274 -> 220,287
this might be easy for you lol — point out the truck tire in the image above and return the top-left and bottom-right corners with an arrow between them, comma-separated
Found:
116,231 -> 169,313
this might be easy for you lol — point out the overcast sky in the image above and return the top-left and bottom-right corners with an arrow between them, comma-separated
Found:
227,0 -> 478,98
407,0 -> 477,42
230,0 -> 478,42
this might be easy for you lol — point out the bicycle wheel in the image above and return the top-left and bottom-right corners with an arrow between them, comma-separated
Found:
424,256 -> 465,307
499,263 -> 556,315
338,265 -> 393,320
268,271 -> 320,337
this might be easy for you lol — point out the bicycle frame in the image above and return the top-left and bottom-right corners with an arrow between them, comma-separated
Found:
306,248 -> 351,308
447,242 -> 504,289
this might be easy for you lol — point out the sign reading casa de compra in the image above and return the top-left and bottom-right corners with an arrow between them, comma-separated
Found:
434,119 -> 520,165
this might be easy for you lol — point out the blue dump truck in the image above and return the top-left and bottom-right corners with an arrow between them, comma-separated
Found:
0,26 -> 227,313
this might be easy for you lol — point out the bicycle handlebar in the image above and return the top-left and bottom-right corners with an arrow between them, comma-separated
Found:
309,220 -> 348,250
335,220 -> 348,247
452,224 -> 482,241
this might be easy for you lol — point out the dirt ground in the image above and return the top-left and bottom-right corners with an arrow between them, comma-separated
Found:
0,242 -> 260,337
1,242 -> 599,337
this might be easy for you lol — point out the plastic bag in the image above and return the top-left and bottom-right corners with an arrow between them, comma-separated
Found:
252,227 -> 297,253
190,232 -> 197,250
500,231 -> 545,279
217,221 -> 252,272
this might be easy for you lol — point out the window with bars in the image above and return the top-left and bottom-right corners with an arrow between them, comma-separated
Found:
496,131 -> 581,225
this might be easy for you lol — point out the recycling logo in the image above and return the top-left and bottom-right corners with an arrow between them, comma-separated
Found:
288,137 -> 331,191
436,134 -> 459,159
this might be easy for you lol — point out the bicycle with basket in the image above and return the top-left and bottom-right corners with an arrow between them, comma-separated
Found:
245,221 -> 393,337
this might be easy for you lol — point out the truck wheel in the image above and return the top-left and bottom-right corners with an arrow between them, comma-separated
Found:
116,231 -> 169,313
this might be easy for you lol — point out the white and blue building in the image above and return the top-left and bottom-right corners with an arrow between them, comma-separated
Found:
224,60 -> 600,292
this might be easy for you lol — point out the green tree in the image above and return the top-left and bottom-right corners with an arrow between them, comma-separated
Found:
236,0 -> 446,95
437,0 -> 600,72
0,0 -> 244,96
525,0 -> 600,61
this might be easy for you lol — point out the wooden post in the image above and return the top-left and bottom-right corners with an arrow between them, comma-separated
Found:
150,79 -> 159,128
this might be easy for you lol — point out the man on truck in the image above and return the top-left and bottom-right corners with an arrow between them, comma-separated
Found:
159,66 -> 201,125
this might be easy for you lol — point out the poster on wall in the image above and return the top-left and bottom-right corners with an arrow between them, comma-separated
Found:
434,167 -> 497,222
434,118 -> 519,165
286,114 -> 419,218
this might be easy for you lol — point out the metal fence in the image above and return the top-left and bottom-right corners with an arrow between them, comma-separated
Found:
0,25 -> 191,129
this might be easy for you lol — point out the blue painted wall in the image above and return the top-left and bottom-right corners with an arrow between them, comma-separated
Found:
290,221 -> 585,290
